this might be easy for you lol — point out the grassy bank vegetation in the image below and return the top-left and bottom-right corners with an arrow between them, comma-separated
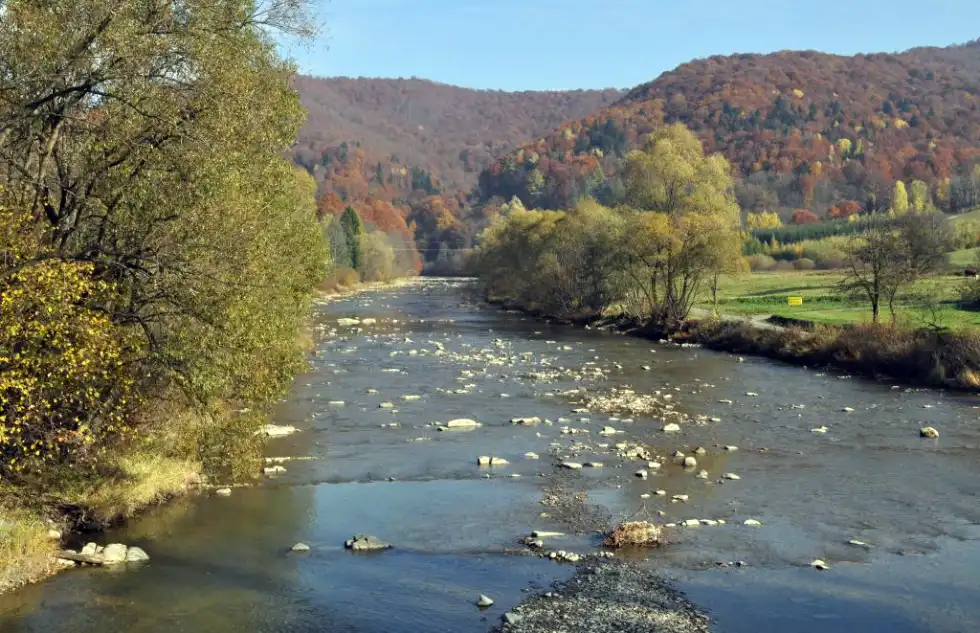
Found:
0,0 -> 354,590
473,124 -> 980,390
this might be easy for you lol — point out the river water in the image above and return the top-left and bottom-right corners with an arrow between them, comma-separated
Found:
2,278 -> 979,633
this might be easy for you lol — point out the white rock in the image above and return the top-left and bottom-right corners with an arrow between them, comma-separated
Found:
477,594 -> 495,607
723,445 -> 739,452
744,519 -> 762,526
746,392 -> 759,397
328,400 -> 345,406
214,487 -> 232,496
102,543 -> 128,565
264,465 -> 286,475
360,318 -> 377,325
336,318 -> 360,326
477,456 -> 491,466
46,529 -> 62,540
81,542 -> 98,557
811,559 -> 829,570
600,426 -> 618,436
256,424 -> 297,438
635,469 -> 648,480
290,543 -> 311,552
125,546 -> 149,562
401,395 -> 421,401
662,423 -> 681,433
841,407 -> 854,412
446,418 -> 481,428
672,494 -> 689,502
511,417 -> 541,425
531,530 -> 565,538
723,473 -> 741,480
811,426 -> 828,434
559,461 -> 583,470
920,426 -> 940,438
490,457 -> 509,466
848,539 -> 870,547
655,489 -> 666,496
584,462 -> 604,468
683,456 -> 698,468
696,469 -> 709,479
524,452 -> 540,460
682,519 -> 701,527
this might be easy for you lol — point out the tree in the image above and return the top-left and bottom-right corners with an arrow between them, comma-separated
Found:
791,209 -> 820,224
622,124 -> 742,328
892,180 -> 910,215
746,211 -> 782,229
909,180 -> 931,212
0,0 -> 326,479
841,213 -> 952,322
340,207 -> 365,270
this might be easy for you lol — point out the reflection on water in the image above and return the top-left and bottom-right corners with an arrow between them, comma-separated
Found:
1,279 -> 979,633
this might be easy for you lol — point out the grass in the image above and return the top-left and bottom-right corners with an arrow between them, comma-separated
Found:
0,505 -> 58,593
700,269 -> 980,329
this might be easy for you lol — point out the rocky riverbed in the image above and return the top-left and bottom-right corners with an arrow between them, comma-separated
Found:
3,278 -> 980,633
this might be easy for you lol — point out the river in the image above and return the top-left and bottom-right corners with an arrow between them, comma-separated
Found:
2,278 -> 979,633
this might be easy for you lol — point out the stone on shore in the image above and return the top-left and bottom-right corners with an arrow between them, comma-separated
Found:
256,424 -> 297,438
102,543 -> 128,565
344,535 -> 391,551
125,547 -> 150,562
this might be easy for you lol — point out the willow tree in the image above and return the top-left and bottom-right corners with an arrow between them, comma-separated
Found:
621,124 -> 742,329
0,0 -> 327,478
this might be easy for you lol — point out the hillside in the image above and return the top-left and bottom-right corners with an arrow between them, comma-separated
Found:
477,41 -> 980,220
290,77 -> 622,267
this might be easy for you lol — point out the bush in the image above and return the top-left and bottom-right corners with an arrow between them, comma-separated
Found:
774,260 -> 796,271
746,254 -> 777,271
793,258 -> 816,270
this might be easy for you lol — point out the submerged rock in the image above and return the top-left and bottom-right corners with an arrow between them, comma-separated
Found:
125,547 -> 150,562
344,535 -> 391,552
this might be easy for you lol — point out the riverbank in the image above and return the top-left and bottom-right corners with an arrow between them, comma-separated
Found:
487,297 -> 980,392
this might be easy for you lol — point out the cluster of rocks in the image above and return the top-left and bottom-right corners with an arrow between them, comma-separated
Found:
56,542 -> 149,567
343,534 -> 391,552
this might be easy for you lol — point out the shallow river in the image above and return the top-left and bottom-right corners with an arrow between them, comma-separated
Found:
2,278 -> 980,633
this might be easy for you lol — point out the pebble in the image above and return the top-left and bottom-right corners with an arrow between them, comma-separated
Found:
477,594 -> 495,607
672,494 -> 689,502
811,426 -> 828,434
723,445 -> 739,451
744,519 -> 762,526
693,447 -> 706,455
696,469 -> 708,479
920,426 -> 940,438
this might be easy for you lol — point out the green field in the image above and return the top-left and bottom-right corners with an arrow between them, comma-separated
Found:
701,269 -> 980,328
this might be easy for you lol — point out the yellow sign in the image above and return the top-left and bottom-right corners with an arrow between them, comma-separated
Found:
787,296 -> 804,306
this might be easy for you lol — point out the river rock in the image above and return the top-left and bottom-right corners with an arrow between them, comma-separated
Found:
344,535 -> 391,552
920,426 -> 940,438
126,547 -> 150,562
744,519 -> 762,526
842,407 -> 855,412
477,594 -> 494,608
559,461 -> 583,470
672,494 -> 689,502
696,469 -> 708,479
360,318 -> 377,325
264,465 -> 286,475
682,456 -> 698,468
511,417 -> 541,425
490,457 -> 509,466
693,446 -> 707,455
723,473 -> 741,480
477,456 -> 492,466
635,469 -> 648,479
811,426 -> 828,434
46,528 -> 62,540
531,530 -> 565,538
503,612 -> 523,625
682,519 -> 701,527
662,423 -> 681,433
336,318 -> 360,326
81,542 -> 99,557
723,445 -> 739,452
524,452 -> 540,460
811,559 -> 829,570
446,418 -> 481,429
290,543 -> 311,552
102,543 -> 128,565
214,487 -> 232,496
256,424 -> 297,438
379,402 -> 395,409
600,426 -> 618,436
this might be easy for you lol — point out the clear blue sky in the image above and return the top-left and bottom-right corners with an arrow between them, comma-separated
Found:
282,0 -> 979,91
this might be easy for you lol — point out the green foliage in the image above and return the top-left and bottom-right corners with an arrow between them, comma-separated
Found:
0,0 -> 326,485
340,207 -> 366,270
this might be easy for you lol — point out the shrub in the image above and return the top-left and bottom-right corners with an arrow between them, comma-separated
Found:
774,260 -> 795,271
793,258 -> 816,270
746,254 -> 777,271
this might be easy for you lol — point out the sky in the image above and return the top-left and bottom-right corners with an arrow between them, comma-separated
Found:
281,0 -> 980,91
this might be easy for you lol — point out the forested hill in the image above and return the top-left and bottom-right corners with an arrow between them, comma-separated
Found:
477,41 -> 980,219
291,76 -> 623,195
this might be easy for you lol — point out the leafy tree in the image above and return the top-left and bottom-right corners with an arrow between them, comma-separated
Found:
892,181 -> 910,215
909,180 -> 931,212
622,124 -> 742,328
0,0 -> 326,480
746,211 -> 782,229
340,207 -> 366,270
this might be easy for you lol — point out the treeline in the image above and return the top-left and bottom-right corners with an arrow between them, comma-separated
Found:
0,1 -> 329,505
321,206 -> 419,287
475,125 -> 742,328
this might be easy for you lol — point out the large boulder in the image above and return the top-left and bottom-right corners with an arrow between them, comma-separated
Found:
102,543 -> 128,565
125,547 -> 150,563
344,535 -> 391,552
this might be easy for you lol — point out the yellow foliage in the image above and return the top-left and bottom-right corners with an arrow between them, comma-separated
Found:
746,211 -> 783,229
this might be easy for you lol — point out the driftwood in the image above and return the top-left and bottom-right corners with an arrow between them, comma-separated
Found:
55,551 -> 106,565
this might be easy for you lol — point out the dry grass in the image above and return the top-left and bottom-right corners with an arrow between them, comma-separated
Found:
604,521 -> 664,548
687,318 -> 980,390
0,504 -> 58,593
